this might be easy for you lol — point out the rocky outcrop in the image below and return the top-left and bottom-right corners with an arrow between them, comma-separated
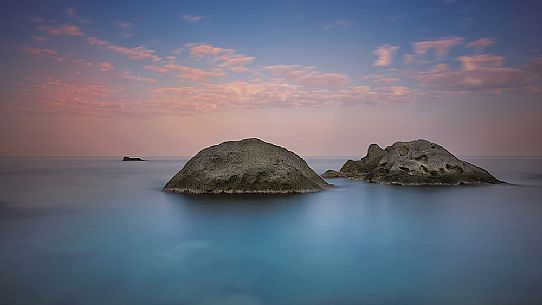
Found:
324,139 -> 503,185
340,144 -> 385,176
322,170 -> 348,178
164,138 -> 332,194
123,156 -> 145,161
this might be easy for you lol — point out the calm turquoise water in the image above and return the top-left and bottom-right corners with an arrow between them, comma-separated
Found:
1,157 -> 542,305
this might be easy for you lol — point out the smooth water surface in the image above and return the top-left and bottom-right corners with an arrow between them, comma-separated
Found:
1,157 -> 542,305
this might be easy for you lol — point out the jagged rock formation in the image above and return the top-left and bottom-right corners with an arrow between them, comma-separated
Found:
340,144 -> 385,176
164,138 -> 332,194
323,139 -> 503,185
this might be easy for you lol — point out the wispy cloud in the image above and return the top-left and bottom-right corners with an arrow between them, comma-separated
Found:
149,80 -> 410,114
118,70 -> 156,83
185,43 -> 255,72
87,37 -> 161,61
21,46 -> 116,73
98,62 -> 114,72
17,12 -> 542,118
265,65 -> 350,89
31,36 -> 47,43
187,43 -> 226,58
373,45 -> 399,67
216,53 -> 255,71
35,20 -> 160,62
323,20 -> 353,30
403,54 -> 416,65
410,54 -> 533,92
115,21 -> 134,38
145,63 -> 225,82
526,56 -> 542,77
72,59 -> 114,71
11,78 -> 124,116
363,74 -> 400,84
38,24 -> 84,36
65,7 -> 77,18
63,7 -> 92,24
466,37 -> 496,51
107,45 -> 161,61
458,54 -> 504,71
413,36 -> 464,59
182,14 -> 204,23
21,47 -> 64,61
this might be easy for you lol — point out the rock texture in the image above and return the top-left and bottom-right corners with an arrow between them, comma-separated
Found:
164,138 -> 331,194
341,144 -> 385,176
322,170 -> 348,178
325,139 -> 503,185
123,156 -> 145,161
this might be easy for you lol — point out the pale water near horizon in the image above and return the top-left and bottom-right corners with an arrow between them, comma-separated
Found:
1,157 -> 542,305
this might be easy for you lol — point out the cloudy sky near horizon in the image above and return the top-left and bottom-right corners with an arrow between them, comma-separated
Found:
1,0 -> 542,156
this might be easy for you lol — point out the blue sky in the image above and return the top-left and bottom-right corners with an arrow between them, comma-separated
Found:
1,0 -> 541,156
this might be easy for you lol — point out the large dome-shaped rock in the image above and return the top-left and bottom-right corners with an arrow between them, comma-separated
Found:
164,138 -> 331,194
325,139 -> 503,185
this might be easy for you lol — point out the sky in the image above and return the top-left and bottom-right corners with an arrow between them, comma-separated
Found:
1,0 -> 541,157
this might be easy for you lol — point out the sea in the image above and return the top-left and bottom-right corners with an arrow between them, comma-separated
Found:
1,157 -> 541,305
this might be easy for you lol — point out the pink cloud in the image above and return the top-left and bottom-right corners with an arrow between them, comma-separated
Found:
458,54 -> 504,71
525,86 -> 542,93
373,44 -> 399,67
37,21 -> 160,62
22,46 -> 116,73
150,81 -> 335,113
86,36 -> 161,61
186,43 -> 227,58
150,82 -> 301,112
413,37 -> 464,59
9,75 -> 414,116
146,64 -> 225,81
21,47 -> 63,61
265,65 -> 350,89
143,64 -> 169,74
98,62 -> 114,71
217,53 -> 255,69
186,43 -> 254,71
403,54 -> 416,65
229,66 -> 250,73
387,86 -> 412,96
40,24 -> 84,36
466,37 -> 496,51
526,56 -> 542,76
106,45 -> 161,61
148,78 -> 414,114
118,70 -> 156,83
32,36 -> 47,43
411,55 -> 532,92
419,68 -> 530,91
375,78 -> 399,84
363,74 -> 400,84
72,59 -> 114,71
87,36 -> 109,46
430,63 -> 450,73
11,78 -> 127,115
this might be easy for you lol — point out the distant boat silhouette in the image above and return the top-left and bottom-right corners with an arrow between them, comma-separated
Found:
122,156 -> 145,161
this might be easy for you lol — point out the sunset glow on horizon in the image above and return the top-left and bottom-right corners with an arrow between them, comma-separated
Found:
1,0 -> 541,157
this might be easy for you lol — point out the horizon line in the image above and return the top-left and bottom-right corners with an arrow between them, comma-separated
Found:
1,154 -> 542,159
